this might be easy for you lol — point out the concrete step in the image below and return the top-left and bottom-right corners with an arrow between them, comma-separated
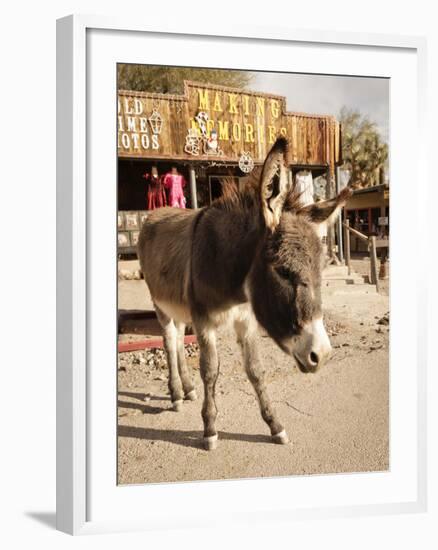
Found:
323,272 -> 364,279
322,284 -> 377,296
323,264 -> 366,285
322,263 -> 376,295
323,265 -> 349,277
322,278 -> 366,287
323,273 -> 365,281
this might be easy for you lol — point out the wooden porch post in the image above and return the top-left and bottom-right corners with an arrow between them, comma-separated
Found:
326,167 -> 340,265
379,187 -> 388,279
344,219 -> 351,276
336,166 -> 344,263
369,236 -> 380,292
189,165 -> 198,209
288,167 -> 293,188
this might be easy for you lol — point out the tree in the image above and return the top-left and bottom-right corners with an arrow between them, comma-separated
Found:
339,107 -> 389,189
118,64 -> 253,94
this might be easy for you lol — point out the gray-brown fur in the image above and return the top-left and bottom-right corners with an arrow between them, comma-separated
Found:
137,137 -> 350,449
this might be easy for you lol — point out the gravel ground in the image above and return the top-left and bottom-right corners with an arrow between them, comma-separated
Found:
118,289 -> 389,485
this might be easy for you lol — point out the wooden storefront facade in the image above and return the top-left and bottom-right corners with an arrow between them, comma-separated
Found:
117,81 -> 343,252
345,184 -> 390,253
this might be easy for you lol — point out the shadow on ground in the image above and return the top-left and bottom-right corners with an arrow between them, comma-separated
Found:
117,424 -> 272,450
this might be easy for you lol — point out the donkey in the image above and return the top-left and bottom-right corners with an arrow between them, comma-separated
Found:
138,137 -> 350,450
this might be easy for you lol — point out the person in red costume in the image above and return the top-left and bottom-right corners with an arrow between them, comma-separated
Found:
143,166 -> 166,210
163,167 -> 186,209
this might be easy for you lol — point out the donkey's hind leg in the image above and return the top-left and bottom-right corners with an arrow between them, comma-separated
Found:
192,320 -> 220,450
175,322 -> 197,401
154,304 -> 184,411
234,307 -> 289,445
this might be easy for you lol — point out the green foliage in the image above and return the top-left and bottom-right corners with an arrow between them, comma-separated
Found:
339,107 -> 389,188
118,64 -> 253,94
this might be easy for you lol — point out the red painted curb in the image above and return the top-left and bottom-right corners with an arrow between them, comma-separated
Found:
118,334 -> 197,353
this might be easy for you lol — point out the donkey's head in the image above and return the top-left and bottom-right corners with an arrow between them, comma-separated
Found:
249,137 -> 351,373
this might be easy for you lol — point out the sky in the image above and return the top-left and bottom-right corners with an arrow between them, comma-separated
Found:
250,72 -> 389,142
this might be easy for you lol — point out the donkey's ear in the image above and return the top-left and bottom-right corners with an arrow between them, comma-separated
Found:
260,137 -> 290,231
299,187 -> 352,226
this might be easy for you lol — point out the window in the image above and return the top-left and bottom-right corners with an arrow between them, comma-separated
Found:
346,207 -> 381,236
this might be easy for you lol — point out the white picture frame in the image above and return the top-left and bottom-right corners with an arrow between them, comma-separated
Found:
56,15 -> 428,535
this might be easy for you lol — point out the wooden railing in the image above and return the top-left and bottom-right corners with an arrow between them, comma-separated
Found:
342,220 -> 389,293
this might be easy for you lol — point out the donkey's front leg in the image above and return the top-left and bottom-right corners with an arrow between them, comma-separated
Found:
234,310 -> 289,445
154,304 -> 184,411
195,325 -> 220,450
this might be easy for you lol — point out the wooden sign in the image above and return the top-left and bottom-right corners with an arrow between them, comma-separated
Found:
375,238 -> 389,248
118,81 -> 342,168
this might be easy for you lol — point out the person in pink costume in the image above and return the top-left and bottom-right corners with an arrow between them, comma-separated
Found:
163,167 -> 187,208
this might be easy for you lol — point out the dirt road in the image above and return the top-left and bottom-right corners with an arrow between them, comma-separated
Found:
118,286 -> 389,484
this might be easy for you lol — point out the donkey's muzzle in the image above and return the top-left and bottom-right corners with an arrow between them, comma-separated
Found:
293,350 -> 328,373
293,317 -> 332,373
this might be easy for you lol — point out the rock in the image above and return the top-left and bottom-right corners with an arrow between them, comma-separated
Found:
118,268 -> 143,280
369,345 -> 383,351
377,312 -> 389,325
118,342 -> 199,373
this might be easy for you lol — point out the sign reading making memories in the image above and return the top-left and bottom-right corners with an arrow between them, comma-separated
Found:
118,81 -> 342,168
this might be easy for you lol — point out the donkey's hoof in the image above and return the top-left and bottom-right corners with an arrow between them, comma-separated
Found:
272,430 -> 289,445
171,399 -> 183,412
203,434 -> 218,451
185,389 -> 198,401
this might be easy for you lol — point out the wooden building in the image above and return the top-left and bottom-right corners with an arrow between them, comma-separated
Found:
345,184 -> 389,252
117,80 -> 343,251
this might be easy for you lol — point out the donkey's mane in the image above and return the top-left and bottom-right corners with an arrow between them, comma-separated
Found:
211,170 -> 305,216
210,174 -> 258,213
282,188 -> 307,213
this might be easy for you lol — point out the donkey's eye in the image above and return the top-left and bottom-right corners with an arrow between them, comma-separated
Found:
275,266 -> 291,280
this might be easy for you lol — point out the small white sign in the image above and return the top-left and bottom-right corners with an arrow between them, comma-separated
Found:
378,216 -> 389,226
